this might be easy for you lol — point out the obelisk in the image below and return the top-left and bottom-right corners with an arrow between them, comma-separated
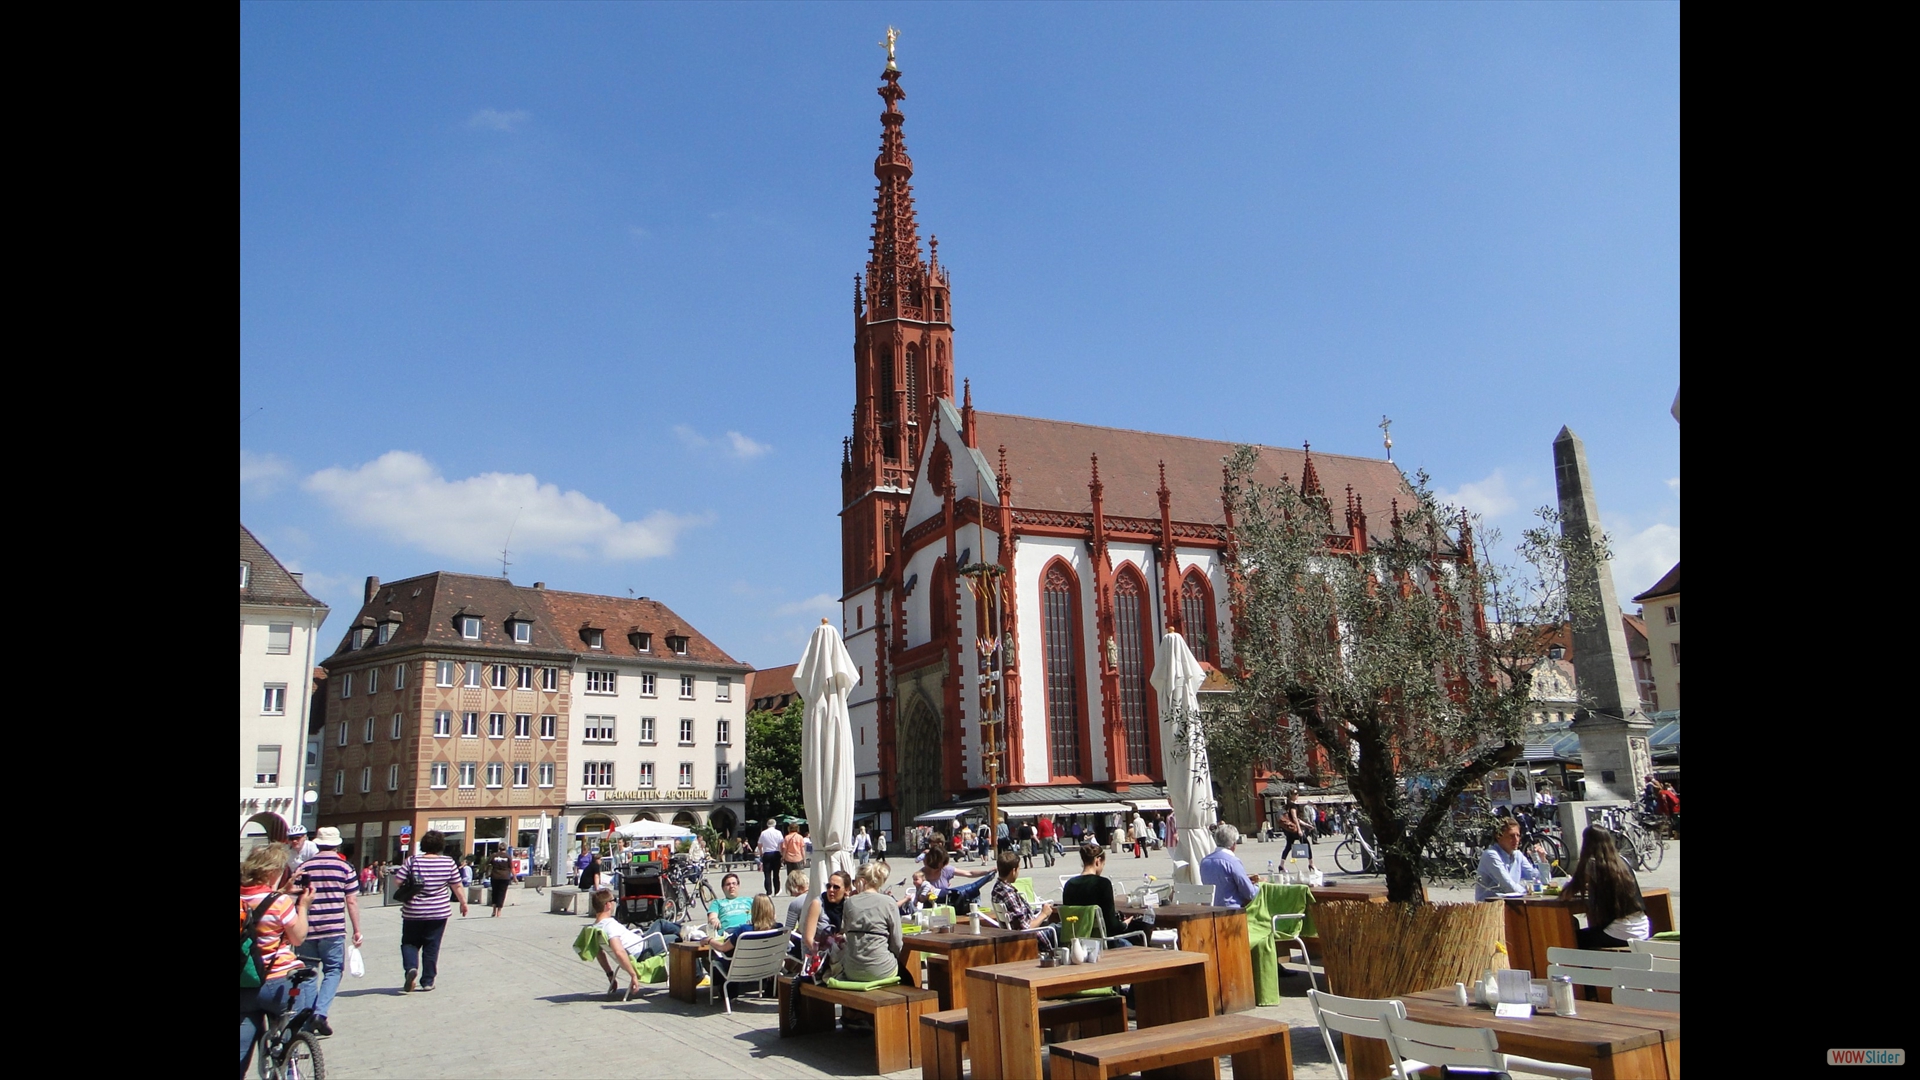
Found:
1553,426 -> 1652,803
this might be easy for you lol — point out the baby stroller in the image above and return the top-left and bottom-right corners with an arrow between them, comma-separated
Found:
620,862 -> 669,928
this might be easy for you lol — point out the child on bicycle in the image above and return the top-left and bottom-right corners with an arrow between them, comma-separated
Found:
242,843 -> 313,1078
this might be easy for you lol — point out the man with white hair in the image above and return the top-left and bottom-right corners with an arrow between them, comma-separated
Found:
287,824 -> 319,866
1197,823 -> 1261,909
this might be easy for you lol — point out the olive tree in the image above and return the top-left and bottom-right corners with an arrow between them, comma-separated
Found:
1209,445 -> 1606,902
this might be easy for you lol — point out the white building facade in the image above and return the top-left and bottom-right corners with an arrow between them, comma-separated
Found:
240,524 -> 329,851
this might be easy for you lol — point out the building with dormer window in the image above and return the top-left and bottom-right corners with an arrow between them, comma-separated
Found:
240,525 -> 329,854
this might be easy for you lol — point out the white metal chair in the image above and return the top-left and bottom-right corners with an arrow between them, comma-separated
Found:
1382,1013 -> 1509,1079
1628,938 -> 1681,970
1612,967 -> 1680,1013
1545,946 -> 1652,995
710,928 -> 789,1013
1170,882 -> 1218,906
1268,888 -> 1319,991
1306,989 -> 1425,1080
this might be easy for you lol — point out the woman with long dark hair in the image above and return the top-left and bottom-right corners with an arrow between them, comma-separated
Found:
1563,826 -> 1650,949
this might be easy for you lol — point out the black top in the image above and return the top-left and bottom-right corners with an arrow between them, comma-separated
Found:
1060,873 -> 1125,939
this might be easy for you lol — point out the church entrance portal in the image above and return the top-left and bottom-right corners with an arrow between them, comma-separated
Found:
897,698 -> 942,827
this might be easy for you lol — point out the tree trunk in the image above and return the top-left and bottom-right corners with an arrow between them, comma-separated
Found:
1383,848 -> 1424,904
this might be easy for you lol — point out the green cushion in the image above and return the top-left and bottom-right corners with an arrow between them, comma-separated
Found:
1653,931 -> 1680,941
572,926 -> 609,963
634,953 -> 669,983
1244,883 -> 1315,1007
824,974 -> 907,992
1014,878 -> 1036,902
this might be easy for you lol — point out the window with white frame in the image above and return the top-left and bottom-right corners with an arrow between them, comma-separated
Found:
583,761 -> 613,787
640,673 -> 657,697
514,713 -> 531,738
668,635 -> 688,655
437,661 -> 456,687
678,718 -> 695,745
512,620 -> 531,644
361,717 -> 374,743
377,622 -> 394,645
460,616 -> 480,640
488,713 -> 505,738
1670,642 -> 1681,665
431,762 -> 448,788
716,718 -> 731,746
541,714 -> 556,739
539,762 -> 554,787
338,720 -> 349,746
634,631 -> 652,652
254,746 -> 280,786
486,762 -> 503,788
360,766 -> 372,793
639,716 -> 656,744
459,762 -> 477,788
352,628 -> 369,650
267,624 -> 292,655
394,663 -> 407,690
388,763 -> 400,791
491,664 -> 509,690
368,667 -> 380,694
715,761 -> 729,788
1665,604 -> 1678,625
586,628 -> 605,650
262,684 -> 287,715
585,670 -> 617,695
679,674 -> 695,699
333,769 -> 344,795
462,712 -> 479,738
716,676 -> 731,702
341,672 -> 354,697
513,762 -> 529,788
542,667 -> 558,692
241,562 -> 251,588
583,716 -> 616,742
391,713 -> 403,739
678,762 -> 693,788
434,711 -> 452,737
517,665 -> 534,690
637,761 -> 654,788
464,663 -> 482,689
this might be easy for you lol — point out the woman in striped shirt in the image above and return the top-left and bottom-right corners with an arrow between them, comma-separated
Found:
241,843 -> 312,1077
393,830 -> 468,992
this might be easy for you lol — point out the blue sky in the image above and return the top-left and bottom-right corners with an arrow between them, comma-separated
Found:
240,3 -> 1679,669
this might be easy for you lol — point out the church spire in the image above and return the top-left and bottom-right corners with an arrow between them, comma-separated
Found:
868,64 -> 923,318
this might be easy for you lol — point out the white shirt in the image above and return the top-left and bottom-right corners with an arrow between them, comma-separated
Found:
758,827 -> 784,855
594,916 -> 652,957
852,832 -> 871,853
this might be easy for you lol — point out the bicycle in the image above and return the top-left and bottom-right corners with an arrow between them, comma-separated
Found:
1592,805 -> 1664,872
1333,829 -> 1383,874
1519,822 -> 1568,876
662,857 -> 717,923
254,965 -> 325,1080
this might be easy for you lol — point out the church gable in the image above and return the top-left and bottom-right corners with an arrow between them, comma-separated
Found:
902,397 -> 1000,534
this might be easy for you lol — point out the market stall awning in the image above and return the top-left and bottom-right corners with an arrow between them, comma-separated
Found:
1123,798 -> 1173,813
913,807 -> 973,823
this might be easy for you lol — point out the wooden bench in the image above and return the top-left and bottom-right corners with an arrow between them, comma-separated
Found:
920,996 -> 1128,1080
778,979 -> 941,1075
1048,1013 -> 1293,1080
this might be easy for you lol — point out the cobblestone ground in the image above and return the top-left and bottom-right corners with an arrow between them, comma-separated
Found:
308,835 -> 1676,1079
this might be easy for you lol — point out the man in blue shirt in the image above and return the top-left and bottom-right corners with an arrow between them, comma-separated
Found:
1198,823 -> 1261,908
1474,819 -> 1538,900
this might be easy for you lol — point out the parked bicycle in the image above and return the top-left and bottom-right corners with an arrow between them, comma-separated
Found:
1591,804 -> 1665,872
1333,828 -> 1383,875
254,965 -> 325,1080
662,856 -> 717,923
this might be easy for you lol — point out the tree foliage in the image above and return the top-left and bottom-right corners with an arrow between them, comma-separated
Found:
745,698 -> 805,821
1209,445 -> 1608,902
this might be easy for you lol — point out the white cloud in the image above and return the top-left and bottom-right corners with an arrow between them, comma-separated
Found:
773,593 -> 839,617
674,425 -> 771,460
1607,522 -> 1680,602
466,108 -> 530,132
303,451 -> 704,564
1437,469 -> 1517,519
1666,477 -> 1680,494
241,450 -> 294,494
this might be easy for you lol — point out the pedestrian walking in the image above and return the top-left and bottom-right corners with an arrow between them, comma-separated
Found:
853,825 -> 872,866
488,850 -> 512,916
292,827 -> 361,1038
393,829 -> 467,993
758,818 -> 784,894
780,822 -> 807,878
576,847 -> 599,892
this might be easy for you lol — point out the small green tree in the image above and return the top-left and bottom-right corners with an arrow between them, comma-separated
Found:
745,698 -> 805,822
1211,446 -> 1607,902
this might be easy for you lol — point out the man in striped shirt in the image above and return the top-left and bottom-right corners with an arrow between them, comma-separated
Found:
293,827 -> 362,1037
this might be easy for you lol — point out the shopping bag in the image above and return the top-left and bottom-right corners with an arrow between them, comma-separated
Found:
346,945 -> 366,978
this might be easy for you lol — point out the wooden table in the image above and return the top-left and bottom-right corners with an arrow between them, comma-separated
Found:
1502,888 -> 1676,978
1309,882 -> 1390,904
1398,988 -> 1679,1079
965,948 -> 1214,1080
666,940 -> 709,1003
901,925 -> 1042,1011
1114,903 -> 1255,1014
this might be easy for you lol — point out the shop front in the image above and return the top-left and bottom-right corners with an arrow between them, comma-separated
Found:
562,787 -> 744,863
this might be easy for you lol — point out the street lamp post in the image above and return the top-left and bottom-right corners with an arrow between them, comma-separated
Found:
959,517 -> 1009,843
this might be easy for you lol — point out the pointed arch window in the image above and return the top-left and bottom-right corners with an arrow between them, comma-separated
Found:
1041,561 -> 1086,780
1181,569 -> 1218,664
930,557 -> 953,641
1113,567 -> 1156,778
876,345 -> 899,461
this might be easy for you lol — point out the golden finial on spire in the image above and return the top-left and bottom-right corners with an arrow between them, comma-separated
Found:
879,26 -> 899,70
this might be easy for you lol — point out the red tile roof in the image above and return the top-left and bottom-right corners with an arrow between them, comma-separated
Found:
1631,562 -> 1680,603
746,663 -> 798,711
241,524 -> 326,609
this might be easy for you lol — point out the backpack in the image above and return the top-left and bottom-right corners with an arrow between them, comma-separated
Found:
240,893 -> 278,988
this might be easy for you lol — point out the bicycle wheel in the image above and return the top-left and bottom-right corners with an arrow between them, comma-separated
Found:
1333,839 -> 1365,874
1636,832 -> 1666,871
698,880 -> 717,907
1540,834 -> 1567,875
284,1032 -> 324,1080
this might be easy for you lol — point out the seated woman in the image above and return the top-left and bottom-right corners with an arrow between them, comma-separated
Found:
988,850 -> 1057,948
799,870 -> 854,965
709,894 -> 781,994
840,861 -> 905,983
588,887 -> 683,1001
919,844 -> 995,911
1563,827 -> 1650,950
1059,841 -> 1151,944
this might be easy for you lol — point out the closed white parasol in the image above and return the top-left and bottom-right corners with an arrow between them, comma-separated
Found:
1149,631 -> 1217,884
794,619 -> 860,899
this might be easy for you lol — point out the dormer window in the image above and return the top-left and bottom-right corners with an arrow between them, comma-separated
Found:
630,631 -> 653,653
240,562 -> 251,589
377,622 -> 395,645
511,620 -> 532,644
352,628 -> 370,650
460,616 -> 480,640
667,635 -> 688,655
584,628 -> 605,650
